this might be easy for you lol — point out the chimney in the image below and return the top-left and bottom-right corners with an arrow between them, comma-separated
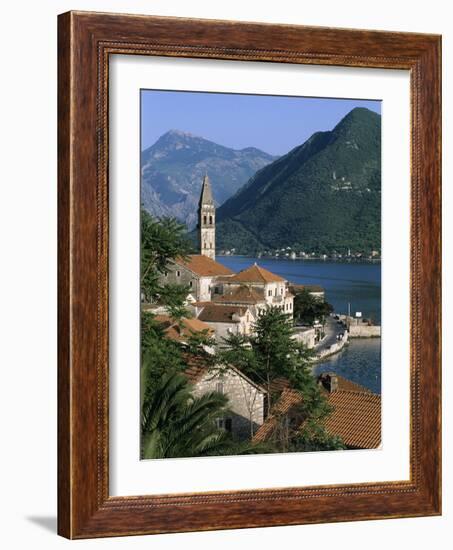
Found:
318,372 -> 339,393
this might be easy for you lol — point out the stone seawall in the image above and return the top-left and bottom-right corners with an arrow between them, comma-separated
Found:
348,325 -> 381,338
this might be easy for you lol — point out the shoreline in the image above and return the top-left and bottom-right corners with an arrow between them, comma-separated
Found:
218,254 -> 381,264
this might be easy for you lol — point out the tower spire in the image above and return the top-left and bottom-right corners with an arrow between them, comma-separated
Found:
198,174 -> 215,260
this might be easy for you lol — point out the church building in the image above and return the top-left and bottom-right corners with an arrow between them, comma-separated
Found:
162,174 -> 234,303
162,174 -> 294,323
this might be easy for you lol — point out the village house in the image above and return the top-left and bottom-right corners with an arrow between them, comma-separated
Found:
197,303 -> 256,343
218,263 -> 294,316
153,315 -> 214,346
252,373 -> 381,450
163,253 -> 234,302
183,353 -> 267,440
160,174 -> 295,331
289,283 -> 325,300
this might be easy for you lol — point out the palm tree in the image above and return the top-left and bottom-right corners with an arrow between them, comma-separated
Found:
141,370 -> 232,459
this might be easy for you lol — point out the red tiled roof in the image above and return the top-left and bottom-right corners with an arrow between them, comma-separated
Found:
229,263 -> 285,284
323,390 -> 381,449
182,352 -> 211,384
181,352 -> 267,393
175,255 -> 234,277
252,388 -> 303,443
154,315 -> 214,342
198,304 -> 249,323
318,373 -> 371,394
212,285 -> 265,305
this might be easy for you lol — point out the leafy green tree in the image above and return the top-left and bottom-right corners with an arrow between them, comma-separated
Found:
219,306 -> 341,452
141,208 -> 192,302
141,370 -> 233,459
293,288 -> 333,326
290,421 -> 345,452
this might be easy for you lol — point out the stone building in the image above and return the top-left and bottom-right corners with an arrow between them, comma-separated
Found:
198,174 -> 216,260
219,263 -> 294,317
161,174 -> 234,302
161,176 -> 295,333
164,254 -> 234,302
183,355 -> 267,440
197,303 -> 256,343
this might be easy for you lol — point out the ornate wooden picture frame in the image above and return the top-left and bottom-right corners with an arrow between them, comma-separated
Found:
58,11 -> 441,539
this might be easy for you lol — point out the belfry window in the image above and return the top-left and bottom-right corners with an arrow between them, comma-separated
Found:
203,215 -> 207,225
209,215 -> 213,225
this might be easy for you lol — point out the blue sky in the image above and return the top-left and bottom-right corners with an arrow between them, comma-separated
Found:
141,90 -> 381,156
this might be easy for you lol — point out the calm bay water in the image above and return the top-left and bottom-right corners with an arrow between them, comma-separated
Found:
216,256 -> 381,393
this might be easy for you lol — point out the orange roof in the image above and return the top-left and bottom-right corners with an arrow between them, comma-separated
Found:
252,388 -> 303,443
229,263 -> 285,284
318,373 -> 372,394
175,255 -> 234,277
198,304 -> 249,323
213,285 -> 265,305
182,352 -> 212,384
254,373 -> 380,449
154,315 -> 213,343
181,352 -> 266,393
323,391 -> 381,449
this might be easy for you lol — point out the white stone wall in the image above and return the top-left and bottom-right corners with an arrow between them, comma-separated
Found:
191,367 -> 265,440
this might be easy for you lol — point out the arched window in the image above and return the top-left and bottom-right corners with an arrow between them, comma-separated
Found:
209,215 -> 213,225
203,215 -> 207,225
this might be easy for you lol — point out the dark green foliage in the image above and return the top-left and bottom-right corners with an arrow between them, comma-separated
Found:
290,422 -> 346,452
141,370 -> 233,458
293,289 -> 334,325
217,108 -> 381,254
141,208 -> 193,302
218,307 -> 344,451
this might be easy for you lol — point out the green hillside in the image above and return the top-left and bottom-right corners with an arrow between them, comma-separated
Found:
216,108 -> 381,255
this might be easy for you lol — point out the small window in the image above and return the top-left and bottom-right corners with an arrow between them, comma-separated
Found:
268,290 -> 272,297
176,270 -> 181,277
280,287 -> 284,295
203,215 -> 207,225
189,281 -> 193,287
210,242 -> 213,249
164,271 -> 168,278
225,418 -> 232,432
215,418 -> 225,430
209,215 -> 213,225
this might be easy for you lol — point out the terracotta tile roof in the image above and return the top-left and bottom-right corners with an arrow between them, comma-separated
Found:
181,352 -> 267,393
255,374 -> 380,448
323,390 -> 381,449
181,352 -> 211,384
212,285 -> 265,305
229,263 -> 285,284
317,373 -> 371,394
252,388 -> 303,443
154,315 -> 213,342
175,254 -> 234,277
268,377 -> 291,393
198,304 -> 249,324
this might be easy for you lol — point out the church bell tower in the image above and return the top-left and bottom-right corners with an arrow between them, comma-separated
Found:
198,174 -> 215,260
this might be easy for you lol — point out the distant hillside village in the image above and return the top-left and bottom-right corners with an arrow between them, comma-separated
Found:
141,175 -> 381,458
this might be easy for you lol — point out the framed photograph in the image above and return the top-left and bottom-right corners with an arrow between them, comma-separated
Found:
58,11 -> 441,538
